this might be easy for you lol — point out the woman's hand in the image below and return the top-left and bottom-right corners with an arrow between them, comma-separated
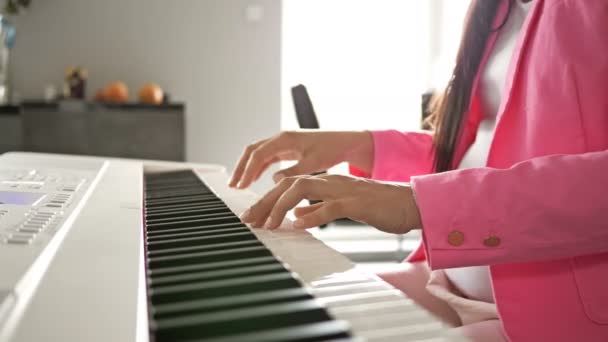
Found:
229,131 -> 373,189
240,174 -> 423,234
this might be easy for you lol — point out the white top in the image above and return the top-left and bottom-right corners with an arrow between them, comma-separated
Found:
444,0 -> 532,303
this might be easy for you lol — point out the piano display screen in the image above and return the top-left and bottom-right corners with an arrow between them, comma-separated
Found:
0,191 -> 45,206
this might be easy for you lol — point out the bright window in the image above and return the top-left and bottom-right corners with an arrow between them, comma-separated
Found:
281,0 -> 432,132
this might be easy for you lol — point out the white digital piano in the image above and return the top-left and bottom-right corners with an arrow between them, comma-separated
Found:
0,152 -> 466,342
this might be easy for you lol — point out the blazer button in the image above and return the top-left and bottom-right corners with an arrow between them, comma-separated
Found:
448,231 -> 464,246
483,235 -> 501,247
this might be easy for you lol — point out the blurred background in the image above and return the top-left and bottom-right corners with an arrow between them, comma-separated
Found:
0,0 -> 469,267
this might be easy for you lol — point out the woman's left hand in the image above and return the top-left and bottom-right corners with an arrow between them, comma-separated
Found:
240,174 -> 423,234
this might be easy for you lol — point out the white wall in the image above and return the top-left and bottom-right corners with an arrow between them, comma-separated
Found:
9,0 -> 282,190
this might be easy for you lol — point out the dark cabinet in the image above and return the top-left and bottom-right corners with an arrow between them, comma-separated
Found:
2,101 -> 185,161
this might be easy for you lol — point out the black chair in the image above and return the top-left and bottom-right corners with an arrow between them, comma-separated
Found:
291,84 -> 327,226
291,84 -> 363,227
291,84 -> 320,129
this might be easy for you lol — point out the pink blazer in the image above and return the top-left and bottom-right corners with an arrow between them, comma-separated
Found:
368,0 -> 608,340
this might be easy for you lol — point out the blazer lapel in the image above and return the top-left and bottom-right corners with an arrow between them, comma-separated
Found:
495,0 -> 543,122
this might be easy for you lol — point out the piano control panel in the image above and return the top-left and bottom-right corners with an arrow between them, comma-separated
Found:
0,160 -> 105,329
0,168 -> 88,246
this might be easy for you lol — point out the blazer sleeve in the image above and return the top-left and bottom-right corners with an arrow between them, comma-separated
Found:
360,130 -> 435,182
411,150 -> 608,270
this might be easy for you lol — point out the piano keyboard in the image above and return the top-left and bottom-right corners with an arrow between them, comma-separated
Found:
144,170 -> 462,342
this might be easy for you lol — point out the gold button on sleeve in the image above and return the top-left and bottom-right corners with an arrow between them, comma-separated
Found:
483,235 -> 501,247
448,230 -> 465,246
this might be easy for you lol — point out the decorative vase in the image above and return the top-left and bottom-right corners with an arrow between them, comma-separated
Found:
0,15 -> 15,104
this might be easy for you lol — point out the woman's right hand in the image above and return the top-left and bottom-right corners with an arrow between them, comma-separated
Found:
229,130 -> 373,189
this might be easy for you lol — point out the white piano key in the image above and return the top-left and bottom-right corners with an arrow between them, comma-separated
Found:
197,171 -> 467,342
316,289 -> 406,308
336,311 -> 435,333
360,322 -> 448,341
311,282 -> 392,298
329,300 -> 425,318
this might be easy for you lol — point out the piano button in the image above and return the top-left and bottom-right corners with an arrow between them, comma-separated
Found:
6,237 -> 33,245
23,223 -> 45,229
148,239 -> 262,258
147,246 -> 273,269
152,287 -> 313,319
28,219 -> 50,224
149,263 -> 288,288
11,232 -> 37,238
153,300 -> 334,340
34,212 -> 54,216
198,320 -> 352,342
18,227 -> 43,233
149,256 -> 279,278
150,273 -> 301,305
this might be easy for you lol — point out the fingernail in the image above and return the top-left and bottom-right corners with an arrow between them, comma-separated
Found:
293,219 -> 304,229
263,217 -> 273,229
240,209 -> 251,221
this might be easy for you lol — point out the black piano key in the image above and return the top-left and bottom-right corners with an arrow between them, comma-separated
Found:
152,287 -> 313,319
146,230 -> 255,251
146,205 -> 231,220
148,246 -> 273,268
148,240 -> 262,259
146,216 -> 242,231
145,201 -> 226,213
146,199 -> 225,211
198,320 -> 353,342
146,202 -> 227,213
146,178 -> 205,187
150,272 -> 301,305
149,256 -> 279,278
146,227 -> 257,250
145,211 -> 237,225
149,263 -> 288,288
146,189 -> 211,200
146,222 -> 247,237
146,195 -> 220,206
146,199 -> 225,210
143,170 -> 351,341
146,228 -> 253,244
154,300 -> 332,340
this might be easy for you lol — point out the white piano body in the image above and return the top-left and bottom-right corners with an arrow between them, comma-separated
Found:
0,152 -> 466,342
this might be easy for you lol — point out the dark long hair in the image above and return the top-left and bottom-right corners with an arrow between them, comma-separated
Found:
430,0 -> 513,172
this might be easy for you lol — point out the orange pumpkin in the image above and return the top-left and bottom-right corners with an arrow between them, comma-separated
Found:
138,83 -> 164,105
104,81 -> 129,103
